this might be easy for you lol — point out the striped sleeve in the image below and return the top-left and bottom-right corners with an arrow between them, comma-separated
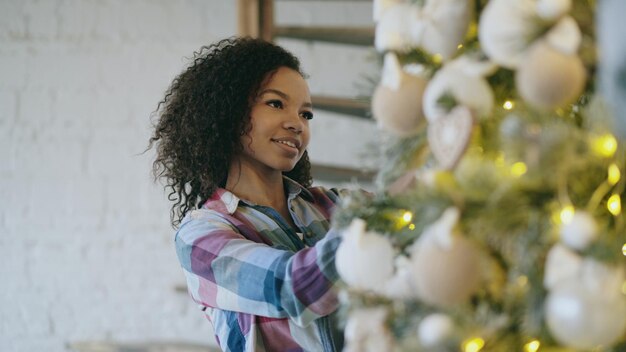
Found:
175,209 -> 342,327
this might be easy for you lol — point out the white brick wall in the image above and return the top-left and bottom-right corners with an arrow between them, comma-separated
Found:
0,1 -> 377,351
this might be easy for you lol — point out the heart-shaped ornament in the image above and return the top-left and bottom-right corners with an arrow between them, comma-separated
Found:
427,105 -> 474,170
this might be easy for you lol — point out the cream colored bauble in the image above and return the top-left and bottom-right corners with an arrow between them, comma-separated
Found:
516,41 -> 586,109
372,73 -> 428,137
545,279 -> 626,350
409,208 -> 482,307
336,219 -> 396,291
560,211 -> 598,250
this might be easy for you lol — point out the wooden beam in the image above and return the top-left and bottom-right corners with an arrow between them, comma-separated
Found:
312,95 -> 371,118
238,0 -> 274,40
273,26 -> 374,46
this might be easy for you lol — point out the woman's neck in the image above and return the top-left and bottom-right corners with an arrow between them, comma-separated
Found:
225,160 -> 286,210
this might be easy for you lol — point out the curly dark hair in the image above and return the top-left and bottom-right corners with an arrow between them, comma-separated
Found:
150,37 -> 312,227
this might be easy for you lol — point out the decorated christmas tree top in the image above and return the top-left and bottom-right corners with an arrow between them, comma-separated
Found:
335,0 -> 626,351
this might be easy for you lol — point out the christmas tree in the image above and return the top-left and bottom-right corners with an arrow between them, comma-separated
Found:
334,0 -> 626,350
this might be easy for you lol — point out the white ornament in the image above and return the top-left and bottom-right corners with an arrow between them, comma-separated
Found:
373,0 -> 404,22
415,0 -> 473,60
536,0 -> 572,20
336,219 -> 396,291
418,313 -> 454,347
427,105 -> 474,170
410,208 -> 482,307
560,211 -> 598,250
344,308 -> 395,352
375,4 -> 421,52
380,255 -> 418,299
544,244 -> 583,290
478,0 -> 538,68
516,41 -> 586,109
423,61 -> 494,122
545,276 -> 626,350
372,55 -> 428,137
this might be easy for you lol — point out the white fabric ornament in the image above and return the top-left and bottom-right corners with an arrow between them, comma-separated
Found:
336,219 -> 395,292
344,308 -> 395,352
412,0 -> 473,60
375,4 -> 421,52
423,58 -> 494,122
479,0 -> 538,68
544,16 -> 582,55
536,0 -> 572,20
516,41 -> 586,109
410,208 -> 482,307
372,53 -> 428,137
543,244 -> 583,290
545,263 -> 626,350
373,0 -> 404,22
559,211 -> 598,250
418,313 -> 454,347
427,105 -> 474,170
380,255 -> 418,299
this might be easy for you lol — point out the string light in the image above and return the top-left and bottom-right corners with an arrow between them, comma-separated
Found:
524,340 -> 541,352
503,100 -> 514,110
457,43 -> 464,49
463,338 -> 485,352
592,134 -> 618,158
622,243 -> 626,257
395,210 -> 413,229
409,223 -> 416,230
560,205 -> 575,224
402,211 -> 413,223
608,164 -> 621,186
432,53 -> 443,64
511,162 -> 527,177
607,194 -> 621,216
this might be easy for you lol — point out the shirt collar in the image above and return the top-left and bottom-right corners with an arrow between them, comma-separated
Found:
202,176 -> 313,215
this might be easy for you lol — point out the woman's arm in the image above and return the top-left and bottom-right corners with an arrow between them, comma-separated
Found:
175,209 -> 342,327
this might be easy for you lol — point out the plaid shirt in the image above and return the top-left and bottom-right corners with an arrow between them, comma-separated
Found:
175,177 -> 343,351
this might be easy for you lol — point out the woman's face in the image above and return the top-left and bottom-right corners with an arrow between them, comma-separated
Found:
238,67 -> 313,174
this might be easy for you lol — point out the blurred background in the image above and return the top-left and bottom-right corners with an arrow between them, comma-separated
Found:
0,1 -> 379,351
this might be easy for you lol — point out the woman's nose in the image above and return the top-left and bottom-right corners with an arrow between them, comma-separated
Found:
283,112 -> 304,133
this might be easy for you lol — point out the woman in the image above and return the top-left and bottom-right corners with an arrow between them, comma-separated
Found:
150,37 -> 344,351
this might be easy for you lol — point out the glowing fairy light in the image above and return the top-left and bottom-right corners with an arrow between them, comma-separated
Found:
503,100 -> 514,110
592,134 -> 618,157
463,337 -> 485,352
457,43 -> 464,49
511,162 -> 527,177
622,243 -> 626,256
402,211 -> 413,223
560,205 -> 575,224
524,340 -> 541,352
608,164 -> 621,186
607,194 -> 621,216
432,53 -> 443,64
409,223 -> 416,230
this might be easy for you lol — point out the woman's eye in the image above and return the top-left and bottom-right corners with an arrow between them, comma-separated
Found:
267,100 -> 283,109
301,111 -> 314,120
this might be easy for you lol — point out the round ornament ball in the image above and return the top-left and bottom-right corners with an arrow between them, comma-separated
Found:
372,73 -> 427,137
336,219 -> 396,291
418,313 -> 454,347
545,279 -> 626,350
560,211 -> 598,250
410,234 -> 482,307
516,41 -> 586,109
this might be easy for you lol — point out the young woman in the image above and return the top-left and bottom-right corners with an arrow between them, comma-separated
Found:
150,37 -> 344,351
